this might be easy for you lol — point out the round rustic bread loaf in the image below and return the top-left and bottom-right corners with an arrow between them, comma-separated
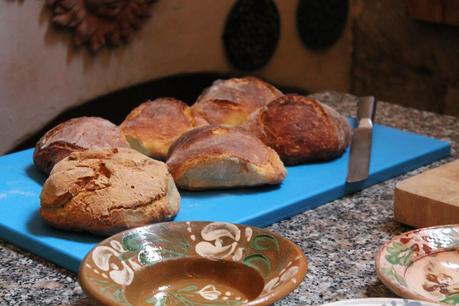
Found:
244,95 -> 352,165
120,98 -> 208,160
191,76 -> 283,127
33,117 -> 129,175
167,125 -> 286,190
40,148 -> 180,236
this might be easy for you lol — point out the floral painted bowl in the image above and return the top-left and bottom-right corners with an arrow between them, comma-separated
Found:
376,224 -> 459,305
79,221 -> 308,306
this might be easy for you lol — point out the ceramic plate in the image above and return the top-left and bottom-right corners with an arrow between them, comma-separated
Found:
376,224 -> 459,305
320,298 -> 440,306
79,221 -> 308,306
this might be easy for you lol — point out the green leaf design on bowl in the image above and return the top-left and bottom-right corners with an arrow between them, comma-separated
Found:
113,288 -> 131,306
138,246 -> 188,266
243,253 -> 272,275
90,278 -> 132,306
121,229 -> 191,267
123,233 -> 147,252
381,267 -> 407,287
441,293 -> 459,305
250,234 -> 280,252
385,242 -> 413,266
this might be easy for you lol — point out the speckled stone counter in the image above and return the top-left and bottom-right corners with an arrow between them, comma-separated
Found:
1,92 -> 458,306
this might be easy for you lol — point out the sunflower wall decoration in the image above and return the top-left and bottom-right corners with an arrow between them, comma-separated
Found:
46,0 -> 157,52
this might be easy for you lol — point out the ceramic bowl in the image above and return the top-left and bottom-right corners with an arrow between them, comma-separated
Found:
319,298 -> 440,306
375,224 -> 459,305
79,221 -> 308,306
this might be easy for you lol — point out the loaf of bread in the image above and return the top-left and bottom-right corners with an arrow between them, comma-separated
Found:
120,98 -> 208,160
244,95 -> 352,165
167,125 -> 286,190
191,76 -> 283,127
33,117 -> 129,175
40,148 -> 180,236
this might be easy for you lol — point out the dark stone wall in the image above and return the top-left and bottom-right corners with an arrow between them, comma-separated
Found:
351,0 -> 459,117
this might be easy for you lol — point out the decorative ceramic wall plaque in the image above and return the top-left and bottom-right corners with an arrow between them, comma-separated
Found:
46,0 -> 156,52
296,0 -> 348,50
223,0 -> 280,72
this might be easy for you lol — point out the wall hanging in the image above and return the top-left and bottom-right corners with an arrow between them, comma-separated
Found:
46,0 -> 157,52
296,0 -> 348,50
223,0 -> 280,72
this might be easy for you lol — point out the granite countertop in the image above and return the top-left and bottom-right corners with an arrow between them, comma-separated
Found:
1,92 -> 458,306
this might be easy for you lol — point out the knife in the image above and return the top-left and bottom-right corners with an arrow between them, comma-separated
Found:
346,96 -> 377,183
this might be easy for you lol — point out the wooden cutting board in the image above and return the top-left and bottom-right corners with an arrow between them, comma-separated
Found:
394,159 -> 459,228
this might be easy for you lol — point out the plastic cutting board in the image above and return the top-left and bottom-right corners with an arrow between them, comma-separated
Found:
0,123 -> 451,272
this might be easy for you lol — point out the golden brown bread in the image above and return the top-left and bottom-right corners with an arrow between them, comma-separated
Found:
166,125 -> 286,190
191,77 -> 283,127
244,95 -> 352,165
33,117 -> 129,175
40,148 -> 180,236
120,98 -> 208,160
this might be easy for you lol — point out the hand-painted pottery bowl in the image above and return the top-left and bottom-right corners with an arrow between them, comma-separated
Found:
376,224 -> 459,305
79,221 -> 308,306
320,298 -> 440,306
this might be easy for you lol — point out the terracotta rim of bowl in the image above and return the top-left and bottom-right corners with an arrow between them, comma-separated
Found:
375,223 -> 459,304
79,221 -> 308,306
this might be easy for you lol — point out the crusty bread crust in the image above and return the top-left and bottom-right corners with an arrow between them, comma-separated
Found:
167,125 -> 286,190
191,77 -> 283,127
33,117 -> 129,175
120,98 -> 208,160
244,95 -> 352,165
40,148 -> 180,236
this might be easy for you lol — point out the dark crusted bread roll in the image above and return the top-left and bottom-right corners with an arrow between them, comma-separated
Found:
120,98 -> 208,160
191,76 -> 283,127
33,117 -> 129,175
40,148 -> 180,236
167,125 -> 286,190
244,95 -> 352,165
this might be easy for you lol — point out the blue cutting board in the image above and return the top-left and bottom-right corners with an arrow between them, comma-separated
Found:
0,123 -> 451,273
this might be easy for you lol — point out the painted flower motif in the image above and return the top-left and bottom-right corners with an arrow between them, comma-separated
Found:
264,265 -> 299,293
380,226 -> 459,304
421,259 -> 459,304
46,0 -> 156,51
245,227 -> 253,242
423,272 -> 457,294
195,222 -> 243,260
232,247 -> 244,261
399,234 -> 433,258
91,240 -> 136,286
196,284 -> 221,301
385,241 -> 415,267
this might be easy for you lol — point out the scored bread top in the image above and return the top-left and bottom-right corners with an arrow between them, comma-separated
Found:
167,125 -> 286,190
120,98 -> 208,160
33,116 -> 129,174
244,95 -> 352,165
191,76 -> 283,127
40,148 -> 180,235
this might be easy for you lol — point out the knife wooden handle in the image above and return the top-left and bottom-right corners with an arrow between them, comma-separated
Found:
358,96 -> 377,121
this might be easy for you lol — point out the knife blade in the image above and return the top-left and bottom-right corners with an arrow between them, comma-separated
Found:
346,96 -> 377,183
